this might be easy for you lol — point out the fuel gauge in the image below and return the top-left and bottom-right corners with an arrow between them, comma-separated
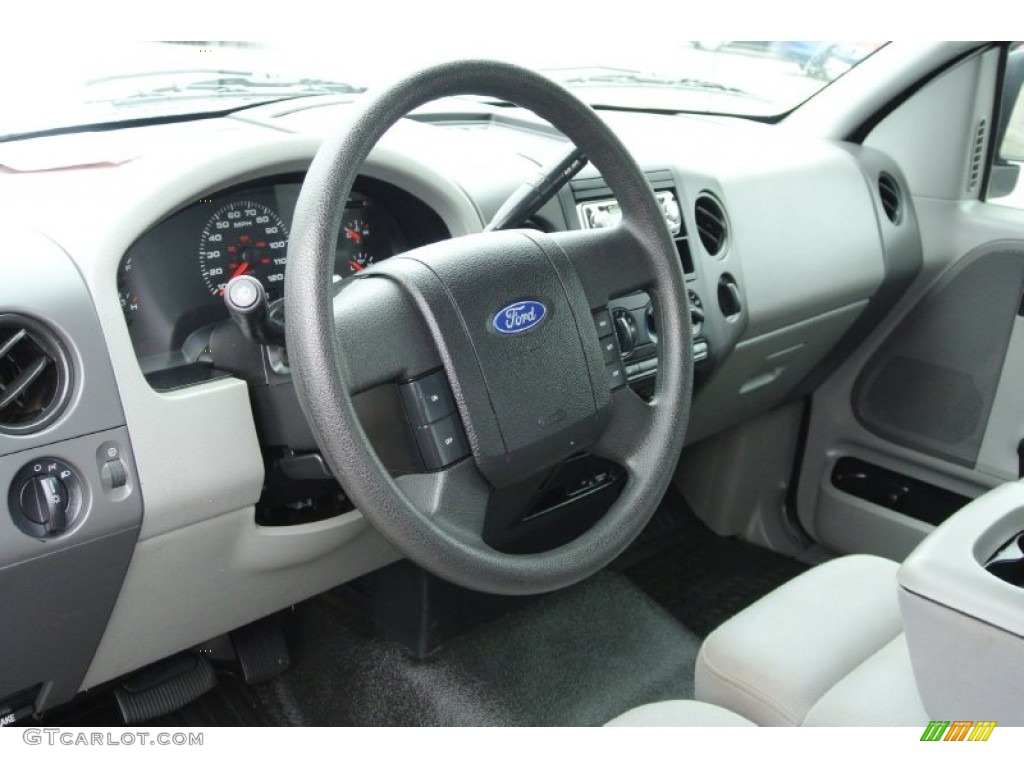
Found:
339,216 -> 374,275
337,215 -> 382,278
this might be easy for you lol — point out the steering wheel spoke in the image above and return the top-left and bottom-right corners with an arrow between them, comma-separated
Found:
590,385 -> 658,469
548,222 -> 658,309
395,460 -> 492,538
332,273 -> 443,394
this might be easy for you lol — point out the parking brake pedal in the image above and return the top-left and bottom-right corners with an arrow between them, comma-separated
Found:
231,616 -> 290,684
114,654 -> 216,724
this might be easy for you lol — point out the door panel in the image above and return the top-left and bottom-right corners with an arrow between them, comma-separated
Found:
852,243 -> 1024,468
797,204 -> 1024,560
795,45 -> 1024,560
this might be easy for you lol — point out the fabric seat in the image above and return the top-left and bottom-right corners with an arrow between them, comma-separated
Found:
605,700 -> 755,727
695,554 -> 928,726
605,554 -> 930,727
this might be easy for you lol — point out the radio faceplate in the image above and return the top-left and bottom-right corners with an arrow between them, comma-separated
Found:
569,179 -> 706,390
576,190 -> 682,235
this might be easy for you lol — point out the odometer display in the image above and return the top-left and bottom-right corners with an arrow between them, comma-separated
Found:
198,201 -> 289,299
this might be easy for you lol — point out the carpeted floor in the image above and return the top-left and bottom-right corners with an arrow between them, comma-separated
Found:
618,490 -> 811,638
258,570 -> 701,726
49,488 -> 810,727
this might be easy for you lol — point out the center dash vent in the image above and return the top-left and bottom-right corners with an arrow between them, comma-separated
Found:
0,315 -> 72,435
878,173 -> 903,225
694,194 -> 728,256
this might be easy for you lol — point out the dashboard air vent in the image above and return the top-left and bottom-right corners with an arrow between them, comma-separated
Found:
0,315 -> 71,435
967,117 -> 987,192
694,194 -> 728,256
878,173 -> 903,225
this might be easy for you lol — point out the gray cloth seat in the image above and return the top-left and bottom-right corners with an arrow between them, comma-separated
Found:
605,700 -> 755,727
606,554 -> 929,727
697,554 -> 928,725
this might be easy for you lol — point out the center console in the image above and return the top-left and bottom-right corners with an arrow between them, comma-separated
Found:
566,170 -> 719,397
898,480 -> 1024,723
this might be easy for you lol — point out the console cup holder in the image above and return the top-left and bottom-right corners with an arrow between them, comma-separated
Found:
985,532 -> 1024,586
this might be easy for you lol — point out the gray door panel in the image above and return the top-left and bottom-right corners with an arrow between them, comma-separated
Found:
797,201 -> 1024,560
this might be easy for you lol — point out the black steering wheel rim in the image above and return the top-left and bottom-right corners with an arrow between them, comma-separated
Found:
285,60 -> 692,595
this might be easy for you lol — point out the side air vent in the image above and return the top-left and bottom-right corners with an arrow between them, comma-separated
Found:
967,117 -> 987,192
694,194 -> 728,256
0,315 -> 72,435
878,173 -> 903,225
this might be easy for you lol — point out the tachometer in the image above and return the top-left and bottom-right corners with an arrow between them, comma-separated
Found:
198,201 -> 289,299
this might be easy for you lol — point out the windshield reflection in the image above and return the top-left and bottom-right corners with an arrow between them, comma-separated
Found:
0,40 -> 883,140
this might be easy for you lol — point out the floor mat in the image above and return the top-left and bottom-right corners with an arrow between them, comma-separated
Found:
261,570 -> 701,726
620,491 -> 810,638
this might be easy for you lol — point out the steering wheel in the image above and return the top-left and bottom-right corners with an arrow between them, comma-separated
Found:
285,60 -> 692,596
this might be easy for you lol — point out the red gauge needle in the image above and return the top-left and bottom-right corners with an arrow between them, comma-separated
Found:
345,228 -> 362,243
348,260 -> 365,273
218,262 -> 254,295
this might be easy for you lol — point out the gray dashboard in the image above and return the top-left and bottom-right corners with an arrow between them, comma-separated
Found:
0,228 -> 142,713
0,96 -> 919,714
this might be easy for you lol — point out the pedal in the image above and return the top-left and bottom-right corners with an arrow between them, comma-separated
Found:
231,615 -> 290,684
114,654 -> 216,724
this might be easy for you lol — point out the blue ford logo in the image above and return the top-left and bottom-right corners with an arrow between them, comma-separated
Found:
492,301 -> 547,334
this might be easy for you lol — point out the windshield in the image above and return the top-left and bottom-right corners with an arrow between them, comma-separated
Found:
0,39 -> 885,140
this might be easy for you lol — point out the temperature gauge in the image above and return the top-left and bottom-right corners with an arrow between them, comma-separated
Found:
340,217 -> 374,274
117,257 -> 141,324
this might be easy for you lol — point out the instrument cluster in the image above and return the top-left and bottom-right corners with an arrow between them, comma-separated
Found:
118,175 -> 428,369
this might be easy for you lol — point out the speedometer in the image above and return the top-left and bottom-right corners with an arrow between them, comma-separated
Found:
198,201 -> 289,299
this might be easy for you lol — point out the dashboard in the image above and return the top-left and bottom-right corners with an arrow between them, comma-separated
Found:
0,90 -> 920,718
120,175 -> 448,379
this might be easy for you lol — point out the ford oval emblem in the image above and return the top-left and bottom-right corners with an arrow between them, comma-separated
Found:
492,301 -> 547,334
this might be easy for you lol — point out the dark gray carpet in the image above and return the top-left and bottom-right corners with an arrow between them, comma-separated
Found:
621,492 -> 810,638
260,570 -> 700,726
49,488 -> 805,727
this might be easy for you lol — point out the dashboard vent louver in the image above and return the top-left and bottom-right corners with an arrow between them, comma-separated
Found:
967,117 -> 987,192
694,194 -> 728,256
878,173 -> 903,225
0,316 -> 71,435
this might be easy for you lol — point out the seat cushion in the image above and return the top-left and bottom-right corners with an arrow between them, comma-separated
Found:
803,634 -> 928,726
695,554 -> 902,726
605,700 -> 756,727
